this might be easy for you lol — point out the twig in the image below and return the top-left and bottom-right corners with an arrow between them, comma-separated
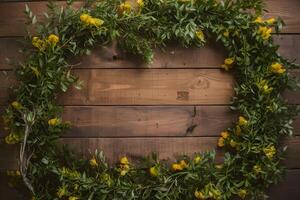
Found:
19,111 -> 36,195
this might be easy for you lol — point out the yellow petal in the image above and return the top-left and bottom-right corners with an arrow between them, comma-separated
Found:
120,156 -> 129,165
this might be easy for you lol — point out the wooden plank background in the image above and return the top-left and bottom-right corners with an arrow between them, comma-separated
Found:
0,0 -> 300,199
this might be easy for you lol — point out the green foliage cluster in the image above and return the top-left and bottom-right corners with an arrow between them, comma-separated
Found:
2,0 -> 300,199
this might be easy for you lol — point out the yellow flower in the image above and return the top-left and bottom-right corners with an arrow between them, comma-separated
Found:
254,16 -> 263,23
270,62 -> 286,74
224,57 -> 234,65
195,30 -> 205,42
238,116 -> 248,126
5,133 -> 21,144
48,34 -> 59,45
221,57 -> 234,71
69,197 -> 79,200
171,163 -> 183,171
257,26 -> 272,40
263,145 -> 276,159
11,101 -> 22,110
253,164 -> 262,174
32,36 -> 46,51
223,30 -> 229,37
238,189 -> 247,199
88,18 -> 104,27
171,160 -> 187,171
80,13 -> 104,27
230,139 -> 237,148
266,18 -> 276,24
119,163 -> 130,176
221,131 -> 229,139
89,157 -> 98,167
119,1 -> 131,14
254,16 -> 276,25
48,118 -> 60,126
193,155 -> 202,164
120,156 -> 129,165
179,160 -> 188,168
137,0 -> 144,8
194,190 -> 205,199
6,170 -> 21,176
149,166 -> 159,177
120,170 -> 127,176
218,137 -> 225,147
57,185 -> 67,198
256,79 -> 273,93
61,167 -> 81,179
15,170 -> 21,176
235,125 -> 241,136
119,157 -> 130,176
80,13 -> 91,22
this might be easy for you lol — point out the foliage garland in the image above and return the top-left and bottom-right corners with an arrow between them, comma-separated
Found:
2,0 -> 300,199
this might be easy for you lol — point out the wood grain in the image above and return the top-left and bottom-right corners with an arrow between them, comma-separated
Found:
1,35 -> 300,70
0,0 -> 299,37
60,106 -> 235,137
268,169 -> 300,200
1,136 -> 300,170
1,69 -> 299,106
2,106 -> 299,138
0,69 -> 235,105
265,0 -> 300,33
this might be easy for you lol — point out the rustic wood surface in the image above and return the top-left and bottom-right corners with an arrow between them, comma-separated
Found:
1,137 -> 300,170
0,69 -> 299,105
1,106 -> 299,138
0,0 -> 299,199
0,35 -> 300,70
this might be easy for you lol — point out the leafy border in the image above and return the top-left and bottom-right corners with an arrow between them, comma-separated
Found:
2,0 -> 300,199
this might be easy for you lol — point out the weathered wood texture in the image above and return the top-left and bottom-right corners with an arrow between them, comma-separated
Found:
1,106 -> 299,138
1,35 -> 300,70
0,0 -> 300,199
1,137 -> 300,170
0,69 -> 299,106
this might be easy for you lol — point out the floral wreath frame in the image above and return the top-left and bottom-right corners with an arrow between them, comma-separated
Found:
3,0 -> 300,199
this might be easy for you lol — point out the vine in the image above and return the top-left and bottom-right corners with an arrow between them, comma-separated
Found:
2,0 -> 300,199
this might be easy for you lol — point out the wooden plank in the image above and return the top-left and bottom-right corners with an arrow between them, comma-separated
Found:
0,173 -> 20,200
265,0 -> 300,33
0,169 -> 299,200
1,69 -> 299,106
282,70 -> 300,105
275,35 -> 300,63
60,106 -> 235,137
0,71 -> 14,105
0,144 -> 19,171
0,69 -> 236,105
1,136 -> 300,170
0,40 -> 225,70
0,1 -> 299,37
0,106 -> 235,138
268,169 -> 300,200
1,106 -> 299,138
1,35 -> 300,70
